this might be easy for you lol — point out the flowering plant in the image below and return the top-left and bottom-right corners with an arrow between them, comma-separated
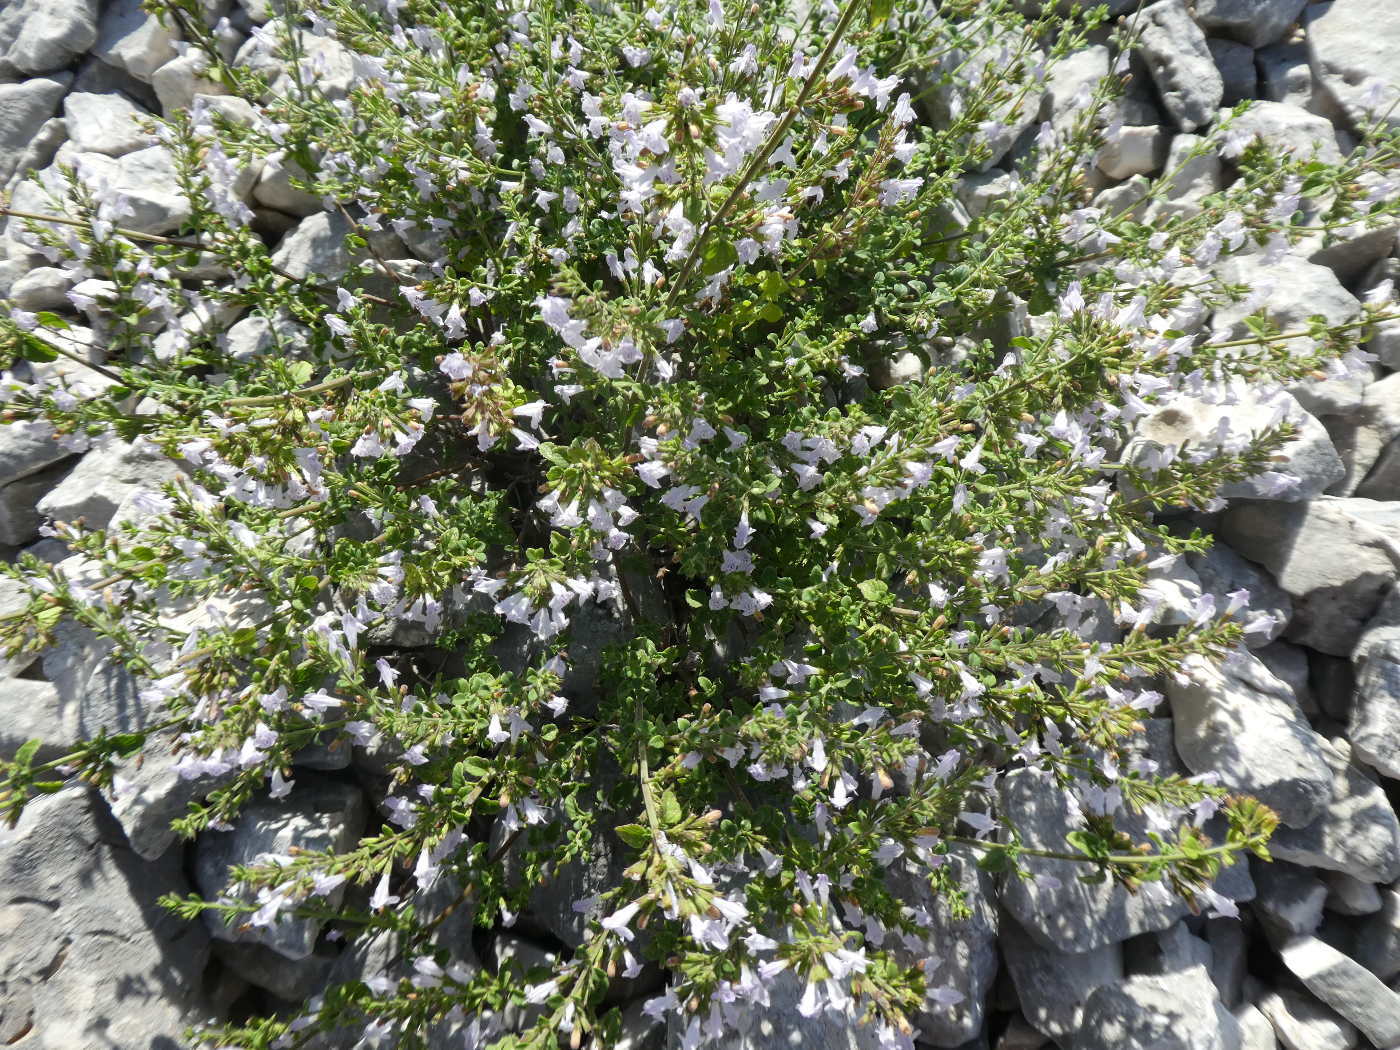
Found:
1,0 -> 1398,1047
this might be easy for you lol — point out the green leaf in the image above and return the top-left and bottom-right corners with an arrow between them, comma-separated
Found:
658,789 -> 682,826
108,732 -> 146,757
17,335 -> 57,363
615,823 -> 652,849
34,312 -> 70,330
12,738 -> 41,769
856,579 -> 889,603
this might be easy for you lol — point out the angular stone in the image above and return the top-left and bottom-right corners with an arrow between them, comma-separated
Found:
1306,0 -> 1400,134
1269,737 -> 1400,884
1075,964 -> 1241,1050
1251,859 -> 1328,936
106,728 -> 238,861
887,848 -> 998,1045
0,76 -> 70,184
1208,38 -> 1257,105
998,914 -> 1122,1043
1321,871 -> 1382,916
1217,499 -> 1400,657
1149,133 -> 1223,221
1257,41 -> 1313,108
1354,887 -> 1400,981
1166,651 -> 1332,828
1279,934 -> 1400,1046
1095,125 -> 1169,180
1219,101 -> 1343,164
272,209 -> 356,281
1350,586 -> 1400,779
0,421 -> 74,489
1129,387 -> 1342,503
1190,543 -> 1292,648
234,24 -> 356,103
1139,0 -> 1224,131
62,90 -> 151,156
253,149 -> 323,216
1195,0 -> 1307,49
1255,985 -> 1357,1050
0,787 -> 210,1047
997,767 -> 1253,953
0,0 -> 98,75
194,776 -> 366,959
0,462 -> 67,546
92,0 -> 178,81
151,50 -> 227,114
36,434 -> 185,531
1233,1002 -> 1279,1050
8,265 -> 75,311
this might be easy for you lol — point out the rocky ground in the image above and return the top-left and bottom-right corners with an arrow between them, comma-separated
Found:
3,0 -> 1400,1048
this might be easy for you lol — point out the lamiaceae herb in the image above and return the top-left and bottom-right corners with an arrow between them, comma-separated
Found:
1,0 -> 1398,1047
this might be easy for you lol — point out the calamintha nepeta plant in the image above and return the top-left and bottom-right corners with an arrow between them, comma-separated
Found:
1,0 -> 1399,1046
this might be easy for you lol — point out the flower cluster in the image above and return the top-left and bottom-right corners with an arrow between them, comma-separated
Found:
1,0 -> 1397,1048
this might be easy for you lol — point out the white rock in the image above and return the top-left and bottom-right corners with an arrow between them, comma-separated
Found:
1220,100 -> 1343,164
7,265 -> 75,312
0,75 -> 71,184
1095,124 -> 1169,180
1306,0 -> 1400,134
1256,41 -> 1313,108
253,149 -> 322,215
1220,498 -> 1400,656
1269,737 -> 1400,883
1167,650 -> 1332,828
36,435 -> 185,531
62,90 -> 151,156
0,421 -> 73,489
1149,133 -> 1223,221
1194,0 -> 1308,49
1127,387 -> 1343,503
999,915 -> 1123,1043
1076,964 -> 1241,1050
1189,542 -> 1292,648
1348,586 -> 1400,779
193,777 -> 366,959
0,0 -> 98,75
271,209 -> 355,280
1280,935 -> 1400,1047
1233,1002 -> 1279,1050
151,50 -> 226,114
1139,0 -> 1224,131
0,787 -> 210,1047
1255,985 -> 1357,1050
110,145 -> 192,233
92,0 -> 178,81
0,463 -> 66,546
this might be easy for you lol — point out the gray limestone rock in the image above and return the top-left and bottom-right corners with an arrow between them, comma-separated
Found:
271,209 -> 356,281
1269,737 -> 1400,884
1217,498 -> 1400,656
36,434 -> 186,531
0,787 -> 210,1047
998,914 -> 1123,1044
1139,0 -> 1224,131
1188,543 -> 1292,649
997,767 -> 1253,953
1305,0 -> 1400,134
62,90 -> 151,156
1218,101 -> 1343,164
1279,934 -> 1400,1047
1075,963 -> 1242,1050
194,776 -> 366,959
1194,0 -> 1307,49
1209,38 -> 1257,106
1095,125 -> 1169,181
1256,42 -> 1313,109
1354,886 -> 1400,981
0,76 -> 71,184
887,848 -> 999,1046
92,0 -> 179,81
1251,860 -> 1328,936
1350,586 -> 1400,779
0,0 -> 98,75
1255,984 -> 1357,1050
1166,650 -> 1333,828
